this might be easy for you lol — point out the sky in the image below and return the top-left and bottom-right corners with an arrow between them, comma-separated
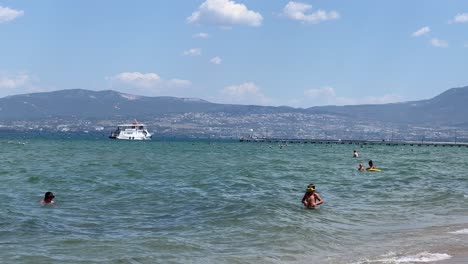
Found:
0,0 -> 467,107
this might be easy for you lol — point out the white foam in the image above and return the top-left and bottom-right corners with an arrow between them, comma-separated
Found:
449,228 -> 468,234
374,252 -> 451,263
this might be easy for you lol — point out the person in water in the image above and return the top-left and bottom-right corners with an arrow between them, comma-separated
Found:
40,192 -> 55,204
301,184 -> 323,209
358,163 -> 366,171
353,150 -> 359,158
366,160 -> 375,170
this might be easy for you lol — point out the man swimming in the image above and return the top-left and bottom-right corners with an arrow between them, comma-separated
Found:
301,184 -> 324,209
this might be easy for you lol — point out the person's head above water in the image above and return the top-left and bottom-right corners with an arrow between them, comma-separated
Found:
368,160 -> 373,167
42,192 -> 55,204
306,183 -> 315,192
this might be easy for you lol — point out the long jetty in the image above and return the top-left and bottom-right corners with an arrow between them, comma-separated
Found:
239,138 -> 468,147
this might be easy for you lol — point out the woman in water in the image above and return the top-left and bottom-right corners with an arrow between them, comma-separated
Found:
366,160 -> 375,170
40,192 -> 55,204
301,184 -> 323,209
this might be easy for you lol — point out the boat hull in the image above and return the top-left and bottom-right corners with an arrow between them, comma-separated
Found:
109,134 -> 152,140
109,122 -> 152,140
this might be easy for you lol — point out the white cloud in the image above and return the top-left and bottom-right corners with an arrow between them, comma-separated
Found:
411,26 -> 430,37
298,86 -> 403,107
451,13 -> 468,24
302,86 -> 338,106
304,86 -> 336,98
210,56 -> 222,64
110,72 -> 160,88
353,94 -> 403,105
0,72 -> 44,97
193,32 -> 210,38
282,1 -> 339,24
182,48 -> 202,56
0,73 -> 30,89
187,0 -> 263,27
219,82 -> 272,105
107,72 -> 191,96
430,38 -> 448,48
0,6 -> 24,24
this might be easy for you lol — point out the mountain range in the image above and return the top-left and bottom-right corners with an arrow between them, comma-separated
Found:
1,86 -> 467,129
0,89 -> 303,120
316,86 -> 468,127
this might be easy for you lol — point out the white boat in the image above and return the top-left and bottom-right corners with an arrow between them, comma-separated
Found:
109,121 -> 152,140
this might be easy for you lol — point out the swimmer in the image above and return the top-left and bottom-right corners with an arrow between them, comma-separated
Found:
358,163 -> 365,171
366,160 -> 375,170
301,184 -> 323,209
353,150 -> 359,157
40,192 -> 55,204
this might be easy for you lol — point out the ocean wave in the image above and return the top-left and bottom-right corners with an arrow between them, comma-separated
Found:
375,252 -> 451,263
6,141 -> 26,145
449,228 -> 468,234
354,252 -> 451,263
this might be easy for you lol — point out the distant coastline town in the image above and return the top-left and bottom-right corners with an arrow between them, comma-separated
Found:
1,113 -> 466,143
1,87 -> 467,142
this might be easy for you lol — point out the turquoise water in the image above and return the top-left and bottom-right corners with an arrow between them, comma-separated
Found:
1,137 -> 468,263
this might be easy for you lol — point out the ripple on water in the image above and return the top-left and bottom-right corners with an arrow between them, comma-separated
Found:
27,176 -> 41,183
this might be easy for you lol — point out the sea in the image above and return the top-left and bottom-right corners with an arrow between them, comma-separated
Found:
1,134 -> 468,264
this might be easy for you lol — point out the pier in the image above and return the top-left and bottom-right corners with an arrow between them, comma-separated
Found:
239,138 -> 468,147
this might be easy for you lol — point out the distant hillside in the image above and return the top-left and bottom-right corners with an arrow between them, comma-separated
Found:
1,86 -> 467,128
0,89 -> 305,120
312,86 -> 468,127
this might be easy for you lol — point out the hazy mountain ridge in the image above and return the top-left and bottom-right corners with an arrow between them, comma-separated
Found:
1,86 -> 467,129
1,89 -> 214,120
0,89 -> 311,121
311,86 -> 468,127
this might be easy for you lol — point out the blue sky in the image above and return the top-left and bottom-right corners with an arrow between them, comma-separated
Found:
0,0 -> 467,107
